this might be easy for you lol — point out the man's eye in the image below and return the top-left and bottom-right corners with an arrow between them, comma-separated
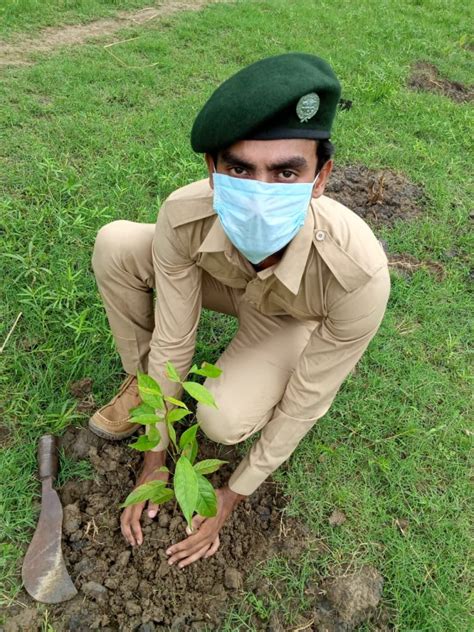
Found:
280,170 -> 296,179
230,166 -> 247,176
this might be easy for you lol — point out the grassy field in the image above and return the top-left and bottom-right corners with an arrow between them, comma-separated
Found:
1,0 -> 472,629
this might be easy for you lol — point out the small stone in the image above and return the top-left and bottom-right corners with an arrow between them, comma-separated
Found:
170,615 -> 188,631
158,559 -> 170,578
104,577 -> 119,590
136,623 -> 156,632
63,503 -> 81,535
116,550 -> 131,567
328,509 -> 347,527
74,557 -> 93,575
158,512 -> 170,527
82,580 -> 108,601
125,601 -> 142,616
224,567 -> 243,590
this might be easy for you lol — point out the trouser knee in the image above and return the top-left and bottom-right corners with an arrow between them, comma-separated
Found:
92,220 -> 130,277
196,402 -> 267,445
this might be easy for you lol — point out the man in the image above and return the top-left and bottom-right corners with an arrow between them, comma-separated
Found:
90,53 -> 390,568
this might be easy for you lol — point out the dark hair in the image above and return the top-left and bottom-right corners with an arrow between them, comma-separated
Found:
316,139 -> 334,173
212,139 -> 334,174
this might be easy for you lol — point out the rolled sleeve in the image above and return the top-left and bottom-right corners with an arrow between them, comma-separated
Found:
228,265 -> 391,495
148,203 -> 202,450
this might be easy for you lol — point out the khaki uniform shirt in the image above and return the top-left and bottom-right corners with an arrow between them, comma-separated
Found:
149,179 -> 390,495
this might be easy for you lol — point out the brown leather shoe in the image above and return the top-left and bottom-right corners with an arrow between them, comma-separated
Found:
89,374 -> 141,440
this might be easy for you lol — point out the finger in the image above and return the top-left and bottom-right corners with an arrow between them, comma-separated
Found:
120,509 -> 135,546
177,544 -> 211,569
147,501 -> 159,519
204,535 -> 220,558
130,504 -> 145,546
168,537 -> 213,565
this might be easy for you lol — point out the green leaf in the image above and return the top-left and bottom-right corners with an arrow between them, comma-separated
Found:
179,423 -> 199,450
130,402 -> 155,417
167,409 -> 191,424
164,396 -> 188,410
147,425 -> 161,443
156,465 -> 169,473
174,455 -> 199,528
182,381 -> 217,408
193,459 -> 227,475
166,361 -> 181,383
129,435 -> 159,451
195,474 -> 217,518
120,480 -> 173,508
182,438 -> 198,464
137,372 -> 164,409
189,362 -> 223,379
132,414 -> 161,425
167,419 -> 177,450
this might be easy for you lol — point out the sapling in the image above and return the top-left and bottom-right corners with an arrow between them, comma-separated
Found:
120,361 -> 227,530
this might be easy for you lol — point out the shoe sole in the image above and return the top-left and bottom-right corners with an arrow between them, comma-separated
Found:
88,419 -> 139,441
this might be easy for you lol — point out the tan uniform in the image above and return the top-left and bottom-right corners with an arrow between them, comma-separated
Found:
92,179 -> 390,496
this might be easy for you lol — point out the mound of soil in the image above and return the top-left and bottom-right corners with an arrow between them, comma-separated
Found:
11,426 -> 309,631
326,165 -> 423,227
408,61 -> 474,103
2,426 -> 387,631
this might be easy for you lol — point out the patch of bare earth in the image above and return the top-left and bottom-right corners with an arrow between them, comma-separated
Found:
0,1 -> 217,67
326,164 -> 424,227
3,426 -> 386,631
408,61 -> 474,103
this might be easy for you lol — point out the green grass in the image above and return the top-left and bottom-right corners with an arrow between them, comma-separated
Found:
0,0 -> 160,37
0,0 -> 472,629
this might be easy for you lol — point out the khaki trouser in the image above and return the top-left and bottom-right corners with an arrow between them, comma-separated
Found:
92,220 -> 315,447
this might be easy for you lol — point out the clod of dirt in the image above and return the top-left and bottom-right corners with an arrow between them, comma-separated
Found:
69,377 -> 93,399
69,377 -> 97,414
58,424 -> 104,460
328,509 -> 347,527
319,566 -> 384,627
63,502 -> 82,535
388,253 -> 445,280
224,567 -> 243,590
0,1 -> 219,67
326,165 -> 423,227
0,424 -> 11,448
408,61 -> 474,103
9,425 -> 311,631
2,607 -> 38,632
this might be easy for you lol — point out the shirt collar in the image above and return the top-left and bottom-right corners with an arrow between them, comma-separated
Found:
198,207 -> 315,295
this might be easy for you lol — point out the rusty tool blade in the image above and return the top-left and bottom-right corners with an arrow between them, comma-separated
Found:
22,435 -> 77,603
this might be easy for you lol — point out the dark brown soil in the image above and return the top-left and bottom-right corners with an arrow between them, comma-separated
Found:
408,61 -> 474,103
326,165 -> 424,227
3,426 -> 386,631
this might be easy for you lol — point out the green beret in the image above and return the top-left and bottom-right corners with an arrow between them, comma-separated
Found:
191,53 -> 341,153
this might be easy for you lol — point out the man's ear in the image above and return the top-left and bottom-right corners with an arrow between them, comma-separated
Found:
311,159 -> 333,199
205,153 -> 216,189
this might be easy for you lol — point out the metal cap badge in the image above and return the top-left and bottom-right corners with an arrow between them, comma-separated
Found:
296,93 -> 320,123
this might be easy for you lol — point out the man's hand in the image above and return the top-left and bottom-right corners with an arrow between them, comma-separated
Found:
121,450 -> 168,547
166,486 -> 245,568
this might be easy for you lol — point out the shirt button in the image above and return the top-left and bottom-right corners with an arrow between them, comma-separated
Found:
315,230 -> 326,241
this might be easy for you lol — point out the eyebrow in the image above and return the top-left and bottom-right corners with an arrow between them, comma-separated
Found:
220,150 -> 308,172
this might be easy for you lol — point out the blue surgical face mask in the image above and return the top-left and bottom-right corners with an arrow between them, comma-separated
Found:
212,172 -> 318,264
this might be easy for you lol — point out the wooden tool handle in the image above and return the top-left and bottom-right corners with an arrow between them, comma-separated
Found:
38,434 -> 58,480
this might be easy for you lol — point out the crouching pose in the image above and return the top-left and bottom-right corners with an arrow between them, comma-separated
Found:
89,53 -> 390,568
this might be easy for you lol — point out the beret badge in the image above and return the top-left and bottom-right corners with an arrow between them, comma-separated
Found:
296,92 -> 320,123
